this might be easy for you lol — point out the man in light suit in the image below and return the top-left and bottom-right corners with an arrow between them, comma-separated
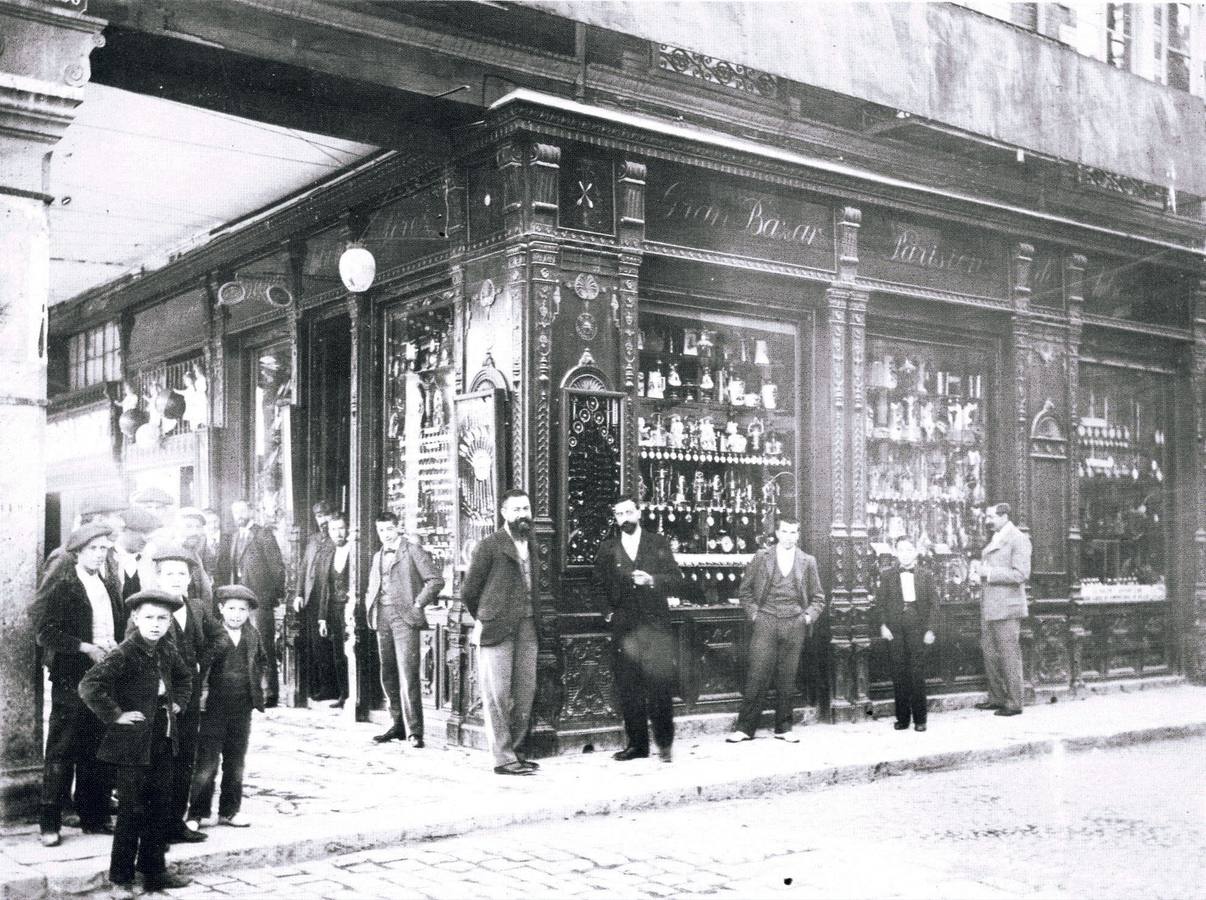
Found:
460,489 -> 540,775
593,496 -> 684,763
217,500 -> 286,707
727,516 -> 825,744
973,502 -> 1032,717
362,510 -> 443,747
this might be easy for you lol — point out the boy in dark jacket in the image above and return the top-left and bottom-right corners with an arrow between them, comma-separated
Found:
876,537 -> 939,732
187,585 -> 265,830
78,589 -> 193,895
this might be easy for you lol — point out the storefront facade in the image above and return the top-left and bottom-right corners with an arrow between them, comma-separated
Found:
46,90 -> 1206,751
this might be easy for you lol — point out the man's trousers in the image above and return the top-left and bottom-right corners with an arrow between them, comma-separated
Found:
375,602 -> 424,738
477,618 -> 538,767
40,681 -> 110,833
888,609 -> 931,727
735,612 -> 806,737
611,623 -> 675,753
981,617 -> 1024,712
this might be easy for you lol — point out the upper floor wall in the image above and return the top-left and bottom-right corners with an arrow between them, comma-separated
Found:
522,1 -> 1206,198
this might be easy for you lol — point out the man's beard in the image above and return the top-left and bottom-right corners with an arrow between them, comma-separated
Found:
509,517 -> 532,537
619,521 -> 638,534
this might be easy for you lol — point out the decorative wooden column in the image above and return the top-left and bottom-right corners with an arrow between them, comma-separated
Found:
524,141 -> 564,754
826,206 -> 872,720
1064,254 -> 1088,691
1185,273 -> 1206,681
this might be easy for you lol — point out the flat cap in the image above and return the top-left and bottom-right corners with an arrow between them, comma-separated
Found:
65,522 -> 114,553
121,507 -> 163,535
151,542 -> 197,568
80,495 -> 128,517
125,588 -> 184,612
215,584 -> 258,609
130,487 -> 173,507
177,506 -> 206,525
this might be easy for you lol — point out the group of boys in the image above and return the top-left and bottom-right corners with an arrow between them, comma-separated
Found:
33,493 -> 267,896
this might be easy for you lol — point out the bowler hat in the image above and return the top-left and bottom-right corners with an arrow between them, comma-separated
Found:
151,543 -> 196,569
125,588 -> 184,612
65,522 -> 114,553
215,585 -> 258,609
121,507 -> 162,535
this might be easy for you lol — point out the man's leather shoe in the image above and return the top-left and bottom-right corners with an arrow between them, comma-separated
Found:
330,700 -> 346,709
657,746 -> 673,763
494,762 -> 534,776
612,746 -> 650,761
407,734 -> 424,749
264,697 -> 279,709
39,831 -> 60,847
893,722 -> 910,730
80,822 -> 114,835
974,701 -> 1003,710
373,724 -> 405,743
994,708 -> 1022,717
166,827 -> 207,844
141,872 -> 192,892
914,723 -> 927,732
517,757 -> 540,770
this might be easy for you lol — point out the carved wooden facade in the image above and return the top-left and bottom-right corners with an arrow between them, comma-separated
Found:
46,91 -> 1206,750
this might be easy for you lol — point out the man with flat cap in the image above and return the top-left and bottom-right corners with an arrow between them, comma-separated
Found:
218,500 -> 285,707
136,543 -> 222,844
106,506 -> 162,607
176,507 -> 215,606
33,522 -> 122,846
80,588 -> 193,896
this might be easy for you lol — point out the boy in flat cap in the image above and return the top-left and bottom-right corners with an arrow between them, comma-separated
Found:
188,585 -> 265,831
33,522 -> 121,846
136,544 -> 223,844
79,589 -> 193,895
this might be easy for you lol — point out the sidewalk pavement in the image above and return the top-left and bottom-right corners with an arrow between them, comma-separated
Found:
4,682 -> 1205,899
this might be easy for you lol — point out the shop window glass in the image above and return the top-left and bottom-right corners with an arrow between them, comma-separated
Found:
68,322 -> 121,391
251,343 -> 293,537
865,338 -> 989,557
636,308 -> 800,606
383,304 -> 456,584
1077,365 -> 1170,601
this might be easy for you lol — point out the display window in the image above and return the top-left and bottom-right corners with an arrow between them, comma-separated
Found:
864,337 -> 989,558
251,342 -> 293,533
636,307 -> 799,606
383,304 -> 456,583
1077,364 -> 1171,601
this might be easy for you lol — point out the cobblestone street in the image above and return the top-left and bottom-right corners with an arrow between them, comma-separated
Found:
148,735 -> 1206,900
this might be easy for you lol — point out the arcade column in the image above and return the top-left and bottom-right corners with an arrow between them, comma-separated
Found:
0,0 -> 104,818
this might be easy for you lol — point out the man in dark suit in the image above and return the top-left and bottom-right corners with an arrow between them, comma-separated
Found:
292,500 -> 335,703
144,544 -> 223,843
33,522 -> 122,846
592,496 -> 684,763
460,489 -> 540,775
217,500 -> 286,707
305,513 -> 353,708
363,510 -> 443,742
727,516 -> 825,744
876,537 -> 938,732
974,502 -> 1032,717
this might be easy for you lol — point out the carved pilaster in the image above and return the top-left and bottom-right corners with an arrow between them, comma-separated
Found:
442,165 -> 468,254
204,276 -> 227,429
497,140 -> 525,238
1187,273 -> 1206,681
529,243 -> 560,518
836,206 -> 861,284
618,160 -> 647,249
528,142 -> 561,233
1010,243 -> 1036,526
618,252 -> 641,497
1065,253 -> 1086,588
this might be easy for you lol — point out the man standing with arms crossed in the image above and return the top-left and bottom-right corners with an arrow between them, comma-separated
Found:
973,502 -> 1032,717
460,490 -> 540,775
